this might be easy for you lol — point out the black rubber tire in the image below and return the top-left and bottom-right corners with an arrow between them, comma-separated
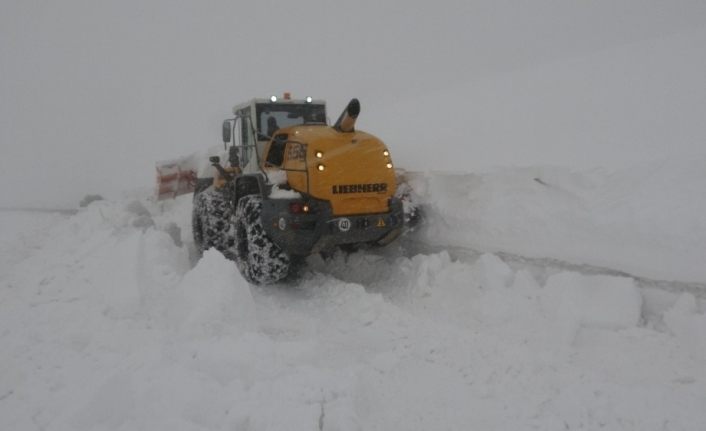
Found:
192,202 -> 206,254
233,195 -> 290,285
192,187 -> 236,256
194,177 -> 214,196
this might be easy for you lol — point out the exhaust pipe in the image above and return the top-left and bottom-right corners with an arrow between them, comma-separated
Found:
333,98 -> 360,132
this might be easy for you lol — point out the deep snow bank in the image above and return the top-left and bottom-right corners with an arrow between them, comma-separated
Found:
307,249 -> 706,429
1,160 -> 706,430
0,211 -> 65,275
405,156 -> 706,284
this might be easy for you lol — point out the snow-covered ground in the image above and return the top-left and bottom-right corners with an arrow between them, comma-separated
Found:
0,211 -> 67,276
1,160 -> 705,430
407,156 -> 706,284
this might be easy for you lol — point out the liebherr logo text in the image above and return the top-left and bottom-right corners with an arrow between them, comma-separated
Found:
332,183 -> 388,194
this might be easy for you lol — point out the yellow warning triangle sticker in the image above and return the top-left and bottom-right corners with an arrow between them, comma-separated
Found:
376,218 -> 386,227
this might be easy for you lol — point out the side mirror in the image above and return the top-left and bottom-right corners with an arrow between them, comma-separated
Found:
209,156 -> 220,164
222,120 -> 232,144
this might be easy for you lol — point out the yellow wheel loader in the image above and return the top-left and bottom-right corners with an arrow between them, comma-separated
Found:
166,95 -> 409,284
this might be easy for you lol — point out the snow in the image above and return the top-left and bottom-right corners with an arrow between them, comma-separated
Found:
541,272 -> 642,345
1,160 -> 706,430
3,2 -> 705,427
269,184 -> 302,199
178,249 -> 257,336
410,156 -> 706,284
0,211 -> 65,276
266,170 -> 288,186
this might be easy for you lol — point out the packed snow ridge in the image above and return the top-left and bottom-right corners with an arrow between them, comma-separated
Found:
1,159 -> 705,430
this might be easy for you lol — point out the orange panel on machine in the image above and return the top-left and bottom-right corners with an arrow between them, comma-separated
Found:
277,126 -> 396,216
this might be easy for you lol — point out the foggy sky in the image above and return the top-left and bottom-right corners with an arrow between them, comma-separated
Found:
2,0 -> 705,207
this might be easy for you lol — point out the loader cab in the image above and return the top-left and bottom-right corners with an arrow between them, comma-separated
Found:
227,97 -> 326,174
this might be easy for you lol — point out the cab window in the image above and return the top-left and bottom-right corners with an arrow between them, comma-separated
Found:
265,134 -> 287,167
256,103 -> 326,140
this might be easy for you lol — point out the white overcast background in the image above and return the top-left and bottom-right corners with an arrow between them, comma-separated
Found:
1,0 -> 705,207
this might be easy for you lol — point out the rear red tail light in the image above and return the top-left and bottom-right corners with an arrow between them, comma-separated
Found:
289,202 -> 311,214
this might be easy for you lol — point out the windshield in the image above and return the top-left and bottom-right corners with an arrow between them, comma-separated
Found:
256,103 -> 326,140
